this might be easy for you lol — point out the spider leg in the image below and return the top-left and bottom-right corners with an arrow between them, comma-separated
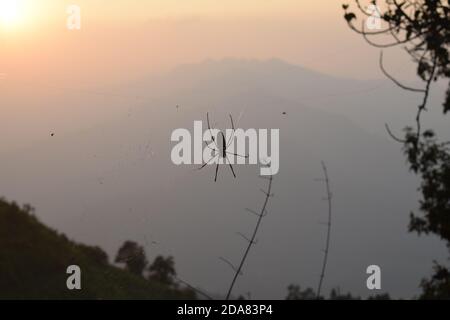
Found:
225,154 -> 236,178
207,112 -> 212,131
226,114 -> 236,147
214,163 -> 219,182
229,114 -> 235,131
207,112 -> 215,143
226,151 -> 249,158
206,112 -> 221,150
197,152 -> 218,171
204,140 -> 217,152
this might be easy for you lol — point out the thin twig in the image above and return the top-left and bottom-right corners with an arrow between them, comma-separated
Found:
385,123 -> 407,143
316,161 -> 332,299
225,172 -> 274,300
245,208 -> 266,217
220,257 -> 243,276
175,276 -> 214,300
414,56 -> 437,147
379,51 -> 426,93
236,232 -> 258,245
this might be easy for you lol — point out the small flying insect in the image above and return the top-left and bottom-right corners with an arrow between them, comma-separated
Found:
198,112 -> 248,182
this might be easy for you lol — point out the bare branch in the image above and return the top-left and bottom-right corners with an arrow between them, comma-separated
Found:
316,161 -> 332,299
225,173 -> 274,300
360,22 -> 422,48
385,123 -> 407,143
414,55 -> 437,147
379,51 -> 426,92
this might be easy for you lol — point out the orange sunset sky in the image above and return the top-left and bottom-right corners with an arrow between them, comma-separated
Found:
0,0 -> 415,86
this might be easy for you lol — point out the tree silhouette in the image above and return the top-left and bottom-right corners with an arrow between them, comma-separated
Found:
286,285 -> 319,300
343,0 -> 450,298
0,198 -> 193,299
368,293 -> 392,300
286,284 -> 391,300
148,255 -> 176,286
115,241 -> 148,276
329,287 -> 360,300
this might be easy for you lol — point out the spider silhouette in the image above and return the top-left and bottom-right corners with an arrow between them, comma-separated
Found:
198,112 -> 248,182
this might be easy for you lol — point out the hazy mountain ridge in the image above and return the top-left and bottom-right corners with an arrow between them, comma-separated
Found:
1,59 -> 447,299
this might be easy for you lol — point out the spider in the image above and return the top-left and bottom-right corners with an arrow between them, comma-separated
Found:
198,112 -> 248,182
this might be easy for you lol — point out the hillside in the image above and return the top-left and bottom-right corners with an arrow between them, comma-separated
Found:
0,197 -> 194,299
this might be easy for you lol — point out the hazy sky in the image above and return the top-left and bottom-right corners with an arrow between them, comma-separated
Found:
1,0 -> 417,87
1,1 -> 447,299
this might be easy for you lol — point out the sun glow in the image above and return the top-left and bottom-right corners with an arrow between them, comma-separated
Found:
0,0 -> 25,28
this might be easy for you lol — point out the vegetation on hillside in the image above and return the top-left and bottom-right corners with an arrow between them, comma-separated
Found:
0,197 -> 195,299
